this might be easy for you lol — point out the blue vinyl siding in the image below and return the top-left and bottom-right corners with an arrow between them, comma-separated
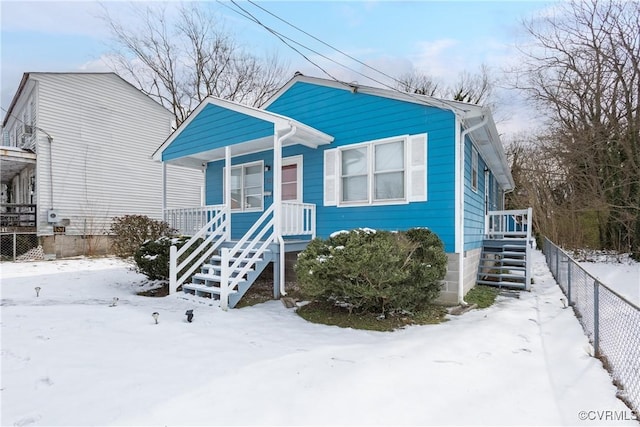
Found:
269,82 -> 456,251
464,138 -> 487,251
162,104 -> 274,161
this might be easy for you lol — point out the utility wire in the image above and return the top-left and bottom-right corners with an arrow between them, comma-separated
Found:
221,0 -> 345,85
222,1 -> 468,112
246,0 -> 408,89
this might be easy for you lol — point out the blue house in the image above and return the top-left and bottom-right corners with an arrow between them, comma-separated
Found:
153,74 -> 532,309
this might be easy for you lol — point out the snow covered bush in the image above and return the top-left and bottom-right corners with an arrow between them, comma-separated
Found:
110,215 -> 175,258
294,228 -> 447,315
133,236 -> 200,281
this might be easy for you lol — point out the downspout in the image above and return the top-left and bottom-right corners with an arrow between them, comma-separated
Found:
274,124 -> 297,297
162,162 -> 167,222
457,114 -> 489,305
34,126 -> 55,209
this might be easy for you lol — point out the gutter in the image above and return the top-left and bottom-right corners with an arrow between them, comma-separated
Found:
275,124 -> 297,297
457,113 -> 489,305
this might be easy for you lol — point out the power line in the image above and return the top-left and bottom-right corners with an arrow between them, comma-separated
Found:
245,0 -> 408,89
220,0 -> 345,85
222,1 -> 461,110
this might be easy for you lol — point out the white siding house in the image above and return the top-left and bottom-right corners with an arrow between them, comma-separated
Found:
1,72 -> 202,257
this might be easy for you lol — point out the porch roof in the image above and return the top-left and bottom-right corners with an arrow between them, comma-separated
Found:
1,146 -> 36,185
152,97 -> 334,169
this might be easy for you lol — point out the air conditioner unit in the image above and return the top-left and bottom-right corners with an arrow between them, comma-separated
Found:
23,124 -> 33,135
47,209 -> 60,223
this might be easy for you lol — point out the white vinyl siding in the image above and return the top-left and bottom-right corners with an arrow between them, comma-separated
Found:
324,133 -> 427,207
7,73 -> 203,235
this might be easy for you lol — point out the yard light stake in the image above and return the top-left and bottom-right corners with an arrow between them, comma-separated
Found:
109,297 -> 119,307
35,287 -> 41,297
560,297 -> 568,309
185,309 -> 194,323
152,312 -> 159,324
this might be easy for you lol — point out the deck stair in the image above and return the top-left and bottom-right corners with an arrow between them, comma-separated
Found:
477,239 -> 528,289
478,208 -> 533,291
183,243 -> 273,308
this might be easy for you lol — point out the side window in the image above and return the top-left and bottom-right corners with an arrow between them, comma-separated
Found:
471,146 -> 478,192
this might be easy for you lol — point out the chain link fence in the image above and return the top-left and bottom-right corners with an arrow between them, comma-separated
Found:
0,232 -> 39,261
543,237 -> 639,416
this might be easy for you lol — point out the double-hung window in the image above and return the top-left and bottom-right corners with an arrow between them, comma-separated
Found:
324,133 -> 427,207
229,161 -> 264,211
340,139 -> 405,204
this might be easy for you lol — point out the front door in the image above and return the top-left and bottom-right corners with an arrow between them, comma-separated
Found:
282,156 -> 302,203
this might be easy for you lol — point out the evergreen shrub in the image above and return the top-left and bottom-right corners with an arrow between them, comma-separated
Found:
133,236 -> 202,281
110,215 -> 175,257
294,228 -> 448,315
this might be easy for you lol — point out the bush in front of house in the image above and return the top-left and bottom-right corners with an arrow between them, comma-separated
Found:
110,215 -> 176,257
133,236 -> 203,281
294,228 -> 448,315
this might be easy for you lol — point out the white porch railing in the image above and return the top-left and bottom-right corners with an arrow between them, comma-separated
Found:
169,206 -> 229,293
485,208 -> 533,240
165,205 -> 226,236
282,202 -> 316,237
166,202 -> 317,238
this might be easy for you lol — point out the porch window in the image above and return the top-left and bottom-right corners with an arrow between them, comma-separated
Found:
471,146 -> 479,192
340,138 -> 406,205
229,161 -> 264,212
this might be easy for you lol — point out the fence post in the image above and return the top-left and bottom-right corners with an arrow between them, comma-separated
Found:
593,279 -> 600,356
554,245 -> 559,279
12,232 -> 17,261
567,260 -> 572,305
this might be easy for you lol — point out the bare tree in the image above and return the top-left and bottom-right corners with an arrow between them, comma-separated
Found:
100,3 -> 289,126
395,64 -> 495,106
513,0 -> 640,256
449,64 -> 493,105
395,71 -> 439,96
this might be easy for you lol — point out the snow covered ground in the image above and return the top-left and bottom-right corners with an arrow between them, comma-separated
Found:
1,251 -> 638,426
576,255 -> 640,305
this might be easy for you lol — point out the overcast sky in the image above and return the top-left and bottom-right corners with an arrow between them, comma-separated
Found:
1,0 -> 553,137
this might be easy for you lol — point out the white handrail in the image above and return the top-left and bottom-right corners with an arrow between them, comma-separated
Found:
169,206 -> 229,293
220,205 -> 275,310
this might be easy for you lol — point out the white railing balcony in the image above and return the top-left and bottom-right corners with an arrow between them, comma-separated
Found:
281,202 -> 315,237
165,205 -> 227,236
485,208 -> 533,240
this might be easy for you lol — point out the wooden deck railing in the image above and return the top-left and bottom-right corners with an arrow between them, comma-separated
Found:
0,204 -> 37,230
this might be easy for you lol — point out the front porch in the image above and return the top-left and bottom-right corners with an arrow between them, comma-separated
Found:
164,201 -> 317,309
154,97 -> 334,309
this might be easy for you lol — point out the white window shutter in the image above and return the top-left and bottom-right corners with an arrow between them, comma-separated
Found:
408,133 -> 427,202
324,148 -> 338,206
